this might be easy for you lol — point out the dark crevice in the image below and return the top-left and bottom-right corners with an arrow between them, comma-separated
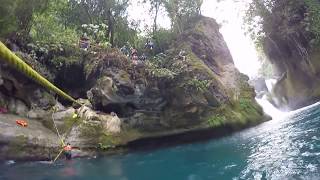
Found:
95,102 -> 137,118
54,64 -> 87,99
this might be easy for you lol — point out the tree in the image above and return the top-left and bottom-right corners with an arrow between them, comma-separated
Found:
97,0 -> 129,46
0,0 -> 49,39
30,0 -> 78,44
144,0 -> 165,36
68,0 -> 102,26
163,0 -> 202,34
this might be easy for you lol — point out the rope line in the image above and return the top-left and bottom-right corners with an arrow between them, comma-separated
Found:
0,41 -> 80,105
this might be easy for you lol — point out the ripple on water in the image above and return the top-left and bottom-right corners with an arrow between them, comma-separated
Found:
3,103 -> 320,180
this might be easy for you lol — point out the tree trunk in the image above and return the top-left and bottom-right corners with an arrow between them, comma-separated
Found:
153,2 -> 159,36
106,9 -> 114,47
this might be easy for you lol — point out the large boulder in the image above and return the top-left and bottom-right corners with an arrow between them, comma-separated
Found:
77,105 -> 121,134
52,107 -> 75,121
82,16 -> 266,135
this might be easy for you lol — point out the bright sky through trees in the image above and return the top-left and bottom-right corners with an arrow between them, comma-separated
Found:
128,0 -> 261,77
201,0 -> 261,77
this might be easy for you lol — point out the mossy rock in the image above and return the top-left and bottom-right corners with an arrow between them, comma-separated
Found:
7,135 -> 29,156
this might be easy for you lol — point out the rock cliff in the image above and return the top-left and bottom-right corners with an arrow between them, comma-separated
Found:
0,16 -> 268,160
260,0 -> 320,110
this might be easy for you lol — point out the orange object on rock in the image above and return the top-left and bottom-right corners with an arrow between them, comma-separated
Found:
16,119 -> 28,127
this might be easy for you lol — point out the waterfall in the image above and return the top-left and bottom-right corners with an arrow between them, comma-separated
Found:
202,0 -> 285,119
265,79 -> 277,92
256,96 -> 287,119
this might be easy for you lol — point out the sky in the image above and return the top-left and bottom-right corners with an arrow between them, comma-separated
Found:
201,0 -> 261,77
127,0 -> 261,77
127,0 -> 171,31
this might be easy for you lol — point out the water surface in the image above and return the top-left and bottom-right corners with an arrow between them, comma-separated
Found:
1,103 -> 320,180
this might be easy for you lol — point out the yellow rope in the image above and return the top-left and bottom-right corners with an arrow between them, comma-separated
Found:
52,107 -> 65,146
0,41 -> 84,163
52,148 -> 64,163
0,41 -> 80,105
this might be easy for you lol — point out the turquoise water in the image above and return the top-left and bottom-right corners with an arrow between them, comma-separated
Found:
2,103 -> 320,180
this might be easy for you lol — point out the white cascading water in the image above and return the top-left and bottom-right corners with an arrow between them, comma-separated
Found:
265,79 -> 277,92
255,96 -> 287,119
201,0 -> 287,119
255,79 -> 288,119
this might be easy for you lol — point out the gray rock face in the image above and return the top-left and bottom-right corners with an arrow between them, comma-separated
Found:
81,16 -> 263,132
77,105 -> 121,134
52,108 -> 75,121
0,62 -> 55,113
8,99 -> 28,116
0,114 -> 60,161
249,77 -> 268,94
260,1 -> 320,110
27,109 -> 49,119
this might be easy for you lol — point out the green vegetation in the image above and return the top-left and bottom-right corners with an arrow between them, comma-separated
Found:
245,0 -> 320,48
164,0 -> 202,34
182,78 -> 211,93
0,0 -> 49,38
0,0 -> 205,67
305,0 -> 320,46
207,97 -> 263,129
207,115 -> 225,127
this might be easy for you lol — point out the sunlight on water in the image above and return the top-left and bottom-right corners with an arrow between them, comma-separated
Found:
3,103 -> 320,179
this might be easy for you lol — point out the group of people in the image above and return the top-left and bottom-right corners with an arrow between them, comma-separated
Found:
79,33 -> 157,66
79,34 -> 189,67
120,39 -> 155,65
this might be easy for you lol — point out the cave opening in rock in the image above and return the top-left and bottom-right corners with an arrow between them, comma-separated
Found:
55,63 -> 87,99
96,102 -> 137,118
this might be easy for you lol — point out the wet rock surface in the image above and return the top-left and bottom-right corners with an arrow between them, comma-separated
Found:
0,114 -> 59,161
260,1 -> 320,110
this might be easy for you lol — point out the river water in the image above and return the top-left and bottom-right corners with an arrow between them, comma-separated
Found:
1,103 -> 320,180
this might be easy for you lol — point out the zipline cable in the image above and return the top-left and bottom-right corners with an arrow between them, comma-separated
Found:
0,41 -> 80,105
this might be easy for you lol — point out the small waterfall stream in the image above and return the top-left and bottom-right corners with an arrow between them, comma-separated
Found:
202,0 -> 285,119
256,78 -> 287,119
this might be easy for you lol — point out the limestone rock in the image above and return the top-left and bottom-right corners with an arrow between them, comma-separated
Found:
101,115 -> 121,134
0,114 -> 60,161
77,105 -> 121,134
27,109 -> 49,119
8,98 -> 28,116
52,107 -> 75,121
259,1 -> 320,110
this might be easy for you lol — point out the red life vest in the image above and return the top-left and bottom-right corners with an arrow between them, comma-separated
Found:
64,145 -> 72,151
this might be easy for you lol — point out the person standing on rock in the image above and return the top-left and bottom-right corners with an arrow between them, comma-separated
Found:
79,33 -> 90,50
131,47 -> 139,65
63,143 -> 72,160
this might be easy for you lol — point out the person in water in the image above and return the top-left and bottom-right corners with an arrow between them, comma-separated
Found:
63,143 -> 72,160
